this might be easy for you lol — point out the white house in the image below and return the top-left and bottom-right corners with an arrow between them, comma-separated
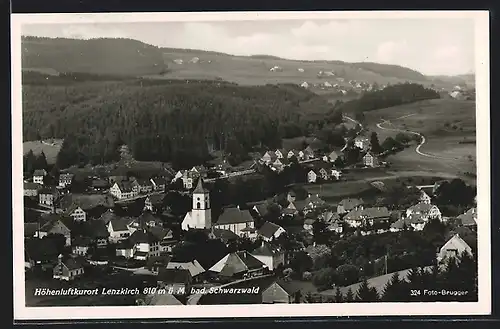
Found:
63,204 -> 86,222
331,169 -> 341,180
251,242 -> 285,271
58,173 -> 74,188
419,190 -> 432,204
107,219 -> 132,243
436,234 -> 474,264
307,170 -> 318,183
300,81 -> 309,88
405,203 -> 442,221
33,169 -> 47,185
110,181 -> 137,200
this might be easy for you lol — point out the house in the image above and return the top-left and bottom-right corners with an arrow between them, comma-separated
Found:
33,169 -> 47,185
257,221 -> 286,242
132,178 -> 154,194
181,178 -> 212,230
150,177 -> 167,191
303,194 -> 326,214
323,151 -> 339,163
344,207 -> 390,228
331,169 -> 341,180
419,190 -> 432,204
157,268 -> 192,295
213,207 -> 255,236
300,82 -> 309,89
261,151 -> 278,164
436,234 -> 474,265
302,146 -> 315,160
108,175 -> 127,186
38,187 -> 59,207
363,152 -> 378,167
320,211 -> 343,233
354,137 -> 368,150
251,242 -> 285,271
63,204 -> 87,222
110,181 -> 137,200
72,237 -> 92,256
82,220 -> 109,248
148,226 -> 176,256
24,182 -> 42,197
287,149 -> 300,160
209,228 -> 240,246
405,203 -> 442,221
337,198 -> 364,214
37,216 -> 72,246
53,254 -> 84,281
58,173 -> 74,188
272,157 -> 290,172
282,202 -> 299,218
143,194 -> 165,213
458,208 -> 477,229
128,212 -> 163,232
261,280 -> 298,304
252,203 -> 269,218
90,178 -> 109,192
209,251 -> 267,279
115,240 -> 134,258
107,218 -> 132,243
275,149 -> 285,159
166,260 -> 205,280
307,170 -> 318,183
128,229 -> 161,260
303,218 -> 315,232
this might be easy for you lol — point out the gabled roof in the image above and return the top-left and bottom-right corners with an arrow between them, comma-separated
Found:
109,218 -> 130,232
40,216 -> 72,233
146,194 -> 165,205
209,251 -> 266,276
253,204 -> 269,217
82,220 -> 109,238
251,242 -> 283,257
458,208 -> 477,226
211,228 -> 239,241
215,207 -> 254,225
167,260 -> 205,277
257,221 -> 284,239
129,229 -> 159,244
63,203 -> 84,216
345,207 -> 390,221
146,293 -> 183,305
116,181 -> 134,192
338,198 -> 364,210
157,268 -> 192,283
148,226 -> 172,241
264,279 -> 299,296
193,178 -> 208,194
98,209 -> 119,225
33,169 -> 47,176
305,194 -> 325,205
62,257 -> 83,271
407,202 -> 437,214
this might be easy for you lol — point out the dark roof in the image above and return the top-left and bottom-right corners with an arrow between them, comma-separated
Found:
73,236 -> 93,246
211,228 -> 239,241
458,208 -> 477,226
24,182 -> 42,190
148,226 -> 172,241
136,178 -> 153,186
236,251 -> 266,271
98,209 -> 118,224
151,177 -> 166,185
264,279 -> 299,296
157,268 -> 192,283
117,181 -> 134,192
258,221 -> 284,239
252,242 -> 283,257
345,207 -> 390,221
129,229 -> 159,244
338,198 -> 364,210
91,179 -> 109,188
147,194 -> 165,205
82,220 -> 109,238
40,216 -> 72,233
63,203 -> 84,216
63,257 -> 83,271
109,218 -> 130,231
253,204 -> 269,216
216,207 -> 255,225
33,169 -> 47,176
24,223 -> 39,237
193,178 -> 208,193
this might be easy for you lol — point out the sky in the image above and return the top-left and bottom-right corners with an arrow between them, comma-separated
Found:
21,18 -> 475,76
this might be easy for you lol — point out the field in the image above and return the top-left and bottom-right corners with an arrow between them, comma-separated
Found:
361,99 -> 476,177
23,139 -> 63,165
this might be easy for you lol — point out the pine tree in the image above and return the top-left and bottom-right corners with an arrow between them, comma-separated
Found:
35,151 -> 48,170
345,288 -> 354,302
334,286 -> 344,303
381,272 -> 403,301
355,279 -> 379,302
370,132 -> 382,154
24,149 -> 37,175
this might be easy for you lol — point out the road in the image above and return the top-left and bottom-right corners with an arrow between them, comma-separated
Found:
376,114 -> 457,161
341,115 -> 363,152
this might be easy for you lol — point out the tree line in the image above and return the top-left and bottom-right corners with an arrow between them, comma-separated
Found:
23,78 -> 341,170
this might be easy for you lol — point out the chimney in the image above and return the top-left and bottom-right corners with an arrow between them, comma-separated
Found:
58,254 -> 63,265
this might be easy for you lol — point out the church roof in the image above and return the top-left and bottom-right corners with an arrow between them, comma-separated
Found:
193,178 -> 208,194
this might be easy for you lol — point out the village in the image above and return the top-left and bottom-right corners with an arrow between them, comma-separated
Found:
23,127 -> 478,306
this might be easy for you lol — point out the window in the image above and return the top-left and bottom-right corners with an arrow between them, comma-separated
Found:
197,202 -> 201,209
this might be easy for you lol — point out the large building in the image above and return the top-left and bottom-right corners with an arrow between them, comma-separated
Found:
181,179 -> 212,230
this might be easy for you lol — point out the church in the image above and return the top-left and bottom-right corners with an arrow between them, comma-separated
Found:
181,178 -> 212,230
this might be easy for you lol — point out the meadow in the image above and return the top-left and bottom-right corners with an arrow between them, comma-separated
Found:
23,139 -> 63,165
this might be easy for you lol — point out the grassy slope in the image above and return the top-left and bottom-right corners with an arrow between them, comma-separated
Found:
362,99 -> 476,175
23,139 -> 63,165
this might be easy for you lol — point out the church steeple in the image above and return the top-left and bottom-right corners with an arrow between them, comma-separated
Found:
193,177 -> 208,194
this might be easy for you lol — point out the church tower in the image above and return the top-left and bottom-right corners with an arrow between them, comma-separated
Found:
191,178 -> 212,229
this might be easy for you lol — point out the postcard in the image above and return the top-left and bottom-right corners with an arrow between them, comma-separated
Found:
11,10 -> 491,320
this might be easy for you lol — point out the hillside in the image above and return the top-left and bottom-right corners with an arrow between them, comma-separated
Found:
22,77 -> 337,169
428,74 -> 476,87
22,36 -> 169,76
20,36 -> 456,91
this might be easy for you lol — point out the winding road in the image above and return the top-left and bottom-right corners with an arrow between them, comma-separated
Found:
375,114 -> 457,160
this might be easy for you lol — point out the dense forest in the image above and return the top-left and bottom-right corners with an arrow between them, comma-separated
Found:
22,36 -> 169,76
23,76 -> 340,169
335,82 -> 440,118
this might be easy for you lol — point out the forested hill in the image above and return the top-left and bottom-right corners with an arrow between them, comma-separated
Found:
350,62 -> 428,82
22,36 -> 169,76
336,83 -> 441,117
23,77 -> 339,169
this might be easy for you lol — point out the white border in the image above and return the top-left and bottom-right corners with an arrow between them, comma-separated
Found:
12,11 -> 491,320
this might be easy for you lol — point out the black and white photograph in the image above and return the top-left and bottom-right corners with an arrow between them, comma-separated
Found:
12,11 -> 490,320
